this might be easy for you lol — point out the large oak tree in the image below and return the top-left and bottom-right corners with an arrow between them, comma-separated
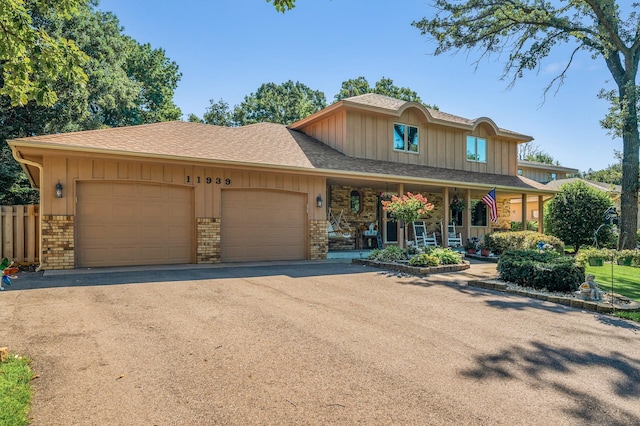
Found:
412,0 -> 640,249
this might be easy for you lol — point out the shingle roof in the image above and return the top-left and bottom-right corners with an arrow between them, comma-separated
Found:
10,121 -> 550,192
518,160 -> 579,173
545,178 -> 621,193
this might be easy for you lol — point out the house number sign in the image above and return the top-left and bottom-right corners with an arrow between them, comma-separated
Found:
185,176 -> 231,185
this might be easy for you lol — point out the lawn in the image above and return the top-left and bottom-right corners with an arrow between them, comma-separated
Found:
585,263 -> 640,302
0,353 -> 32,426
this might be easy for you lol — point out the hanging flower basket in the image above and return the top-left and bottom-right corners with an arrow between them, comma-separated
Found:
449,195 -> 466,213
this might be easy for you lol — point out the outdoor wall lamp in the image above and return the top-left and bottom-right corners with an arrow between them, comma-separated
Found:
55,182 -> 63,198
316,194 -> 323,208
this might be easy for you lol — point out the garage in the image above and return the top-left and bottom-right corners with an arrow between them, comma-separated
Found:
221,189 -> 307,262
76,182 -> 194,267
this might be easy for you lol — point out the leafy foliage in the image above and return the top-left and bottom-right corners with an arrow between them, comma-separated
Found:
518,142 -> 557,165
483,231 -> 564,255
0,0 -> 88,106
367,246 -> 407,262
574,248 -> 612,268
0,353 -> 32,426
381,192 -> 434,225
413,0 -> 639,249
334,76 -> 438,109
509,221 -> 538,232
409,253 -> 440,267
545,181 -> 615,252
232,80 -> 326,126
429,247 -> 463,265
497,250 -> 584,292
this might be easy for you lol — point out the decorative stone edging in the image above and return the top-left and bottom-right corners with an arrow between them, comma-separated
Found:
352,258 -> 470,276
468,279 -> 640,313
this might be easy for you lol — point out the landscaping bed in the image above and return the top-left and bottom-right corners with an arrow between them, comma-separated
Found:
352,258 -> 470,276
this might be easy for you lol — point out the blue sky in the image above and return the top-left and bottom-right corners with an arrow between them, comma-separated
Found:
97,0 -> 623,172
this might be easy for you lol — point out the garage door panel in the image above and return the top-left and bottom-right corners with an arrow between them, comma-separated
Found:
221,189 -> 306,262
77,182 -> 193,267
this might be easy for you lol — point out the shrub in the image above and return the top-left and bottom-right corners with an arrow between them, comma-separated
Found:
431,247 -> 463,264
409,253 -> 439,267
510,221 -> 538,232
497,250 -> 584,292
367,246 -> 407,262
484,231 -> 564,254
574,247 -> 611,267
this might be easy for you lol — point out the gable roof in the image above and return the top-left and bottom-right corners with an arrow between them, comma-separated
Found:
10,120 -> 550,193
290,93 -> 533,142
545,177 -> 621,193
518,160 -> 579,174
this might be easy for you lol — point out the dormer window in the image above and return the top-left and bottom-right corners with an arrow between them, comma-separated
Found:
466,135 -> 487,163
393,123 -> 419,153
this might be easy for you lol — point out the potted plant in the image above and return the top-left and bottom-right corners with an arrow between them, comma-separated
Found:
478,243 -> 491,257
615,249 -> 636,266
464,239 -> 477,254
575,247 -> 610,267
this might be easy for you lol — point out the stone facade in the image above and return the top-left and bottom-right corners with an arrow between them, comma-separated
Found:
196,218 -> 221,263
41,215 -> 75,270
309,220 -> 328,260
495,198 -> 512,230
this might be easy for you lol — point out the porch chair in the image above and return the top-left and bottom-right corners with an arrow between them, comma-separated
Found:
412,221 -> 438,248
441,222 -> 463,247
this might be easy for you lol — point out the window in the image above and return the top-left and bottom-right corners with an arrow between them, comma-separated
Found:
550,173 -> 557,181
466,136 -> 487,162
470,200 -> 488,227
393,123 -> 419,153
350,190 -> 362,214
517,169 -> 523,176
450,209 -> 463,226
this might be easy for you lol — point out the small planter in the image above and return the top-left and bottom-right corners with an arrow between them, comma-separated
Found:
617,258 -> 632,266
481,249 -> 490,256
466,249 -> 477,255
588,258 -> 604,267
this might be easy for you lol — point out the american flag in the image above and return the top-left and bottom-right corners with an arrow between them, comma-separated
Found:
482,188 -> 498,223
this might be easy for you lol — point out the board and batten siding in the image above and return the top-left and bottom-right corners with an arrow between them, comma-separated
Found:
33,152 -> 325,222
298,107 -> 519,176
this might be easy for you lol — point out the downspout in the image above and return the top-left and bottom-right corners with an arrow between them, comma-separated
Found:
11,148 -> 44,271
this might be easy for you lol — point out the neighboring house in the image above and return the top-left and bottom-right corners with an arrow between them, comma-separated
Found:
510,161 -> 579,223
9,93 -> 552,270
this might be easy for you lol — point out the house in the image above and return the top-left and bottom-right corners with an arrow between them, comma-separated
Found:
510,161 -> 579,223
8,93 -> 553,270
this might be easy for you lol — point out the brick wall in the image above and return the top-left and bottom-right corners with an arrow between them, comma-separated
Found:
196,218 -> 221,263
41,215 -> 74,270
495,198 -> 512,230
309,220 -> 328,260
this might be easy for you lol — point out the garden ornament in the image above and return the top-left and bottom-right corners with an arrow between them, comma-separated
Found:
1,258 -> 18,291
578,274 -> 604,301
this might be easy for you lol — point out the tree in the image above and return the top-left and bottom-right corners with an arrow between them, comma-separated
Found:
413,1 -> 639,249
518,142 -> 558,165
583,150 -> 624,185
381,192 -> 434,248
334,76 -> 438,108
203,99 -> 234,126
545,181 -> 615,253
233,80 -> 326,126
0,0 -> 88,106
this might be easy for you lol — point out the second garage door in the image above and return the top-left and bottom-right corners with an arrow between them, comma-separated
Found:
76,182 -> 194,267
221,190 -> 306,262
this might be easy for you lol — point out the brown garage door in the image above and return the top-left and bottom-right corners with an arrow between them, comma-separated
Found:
221,190 -> 306,262
76,182 -> 193,267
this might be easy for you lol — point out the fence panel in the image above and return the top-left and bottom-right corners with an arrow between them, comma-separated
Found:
0,205 -> 40,264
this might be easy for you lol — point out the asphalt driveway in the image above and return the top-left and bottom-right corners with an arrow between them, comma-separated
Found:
1,260 -> 639,425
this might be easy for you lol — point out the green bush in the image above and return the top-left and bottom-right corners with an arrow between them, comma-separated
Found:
430,247 -> 463,264
574,247 -> 611,267
484,231 -> 564,254
409,253 -> 439,267
510,221 -> 538,232
497,250 -> 584,292
367,246 -> 407,262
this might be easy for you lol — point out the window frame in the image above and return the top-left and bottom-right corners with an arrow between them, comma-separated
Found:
466,135 -> 487,163
393,122 -> 419,154
350,190 -> 362,214
470,199 -> 488,227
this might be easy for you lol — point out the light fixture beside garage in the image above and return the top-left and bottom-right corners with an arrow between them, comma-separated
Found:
316,194 -> 323,208
55,181 -> 63,198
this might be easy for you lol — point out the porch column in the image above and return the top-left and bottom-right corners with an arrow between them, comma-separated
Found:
538,195 -> 544,233
443,187 -> 449,247
465,188 -> 472,241
521,194 -> 527,228
398,183 -> 404,248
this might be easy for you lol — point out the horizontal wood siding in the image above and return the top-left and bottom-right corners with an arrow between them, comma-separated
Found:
0,205 -> 39,264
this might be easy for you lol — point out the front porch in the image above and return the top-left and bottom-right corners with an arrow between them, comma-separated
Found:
323,180 -> 548,255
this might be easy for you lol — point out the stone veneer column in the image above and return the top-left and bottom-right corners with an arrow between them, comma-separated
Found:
196,218 -> 221,263
309,220 -> 328,260
41,215 -> 75,270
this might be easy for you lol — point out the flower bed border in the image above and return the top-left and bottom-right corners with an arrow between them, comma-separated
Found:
352,258 -> 470,275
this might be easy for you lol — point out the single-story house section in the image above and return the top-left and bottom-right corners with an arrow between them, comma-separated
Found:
9,93 -> 553,270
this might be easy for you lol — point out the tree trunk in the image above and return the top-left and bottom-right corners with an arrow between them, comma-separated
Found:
618,80 -> 640,250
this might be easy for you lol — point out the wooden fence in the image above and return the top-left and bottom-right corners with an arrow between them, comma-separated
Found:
1,205 -> 39,264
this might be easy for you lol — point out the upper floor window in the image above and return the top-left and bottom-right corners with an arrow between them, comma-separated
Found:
393,123 -> 419,153
549,173 -> 557,181
466,136 -> 486,162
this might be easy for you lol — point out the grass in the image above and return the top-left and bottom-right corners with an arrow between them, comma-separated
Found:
0,353 -> 32,426
585,263 -> 640,323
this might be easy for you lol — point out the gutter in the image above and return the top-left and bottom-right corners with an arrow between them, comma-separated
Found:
10,147 -> 43,271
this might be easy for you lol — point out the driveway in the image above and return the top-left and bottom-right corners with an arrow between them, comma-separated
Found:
1,260 -> 638,425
